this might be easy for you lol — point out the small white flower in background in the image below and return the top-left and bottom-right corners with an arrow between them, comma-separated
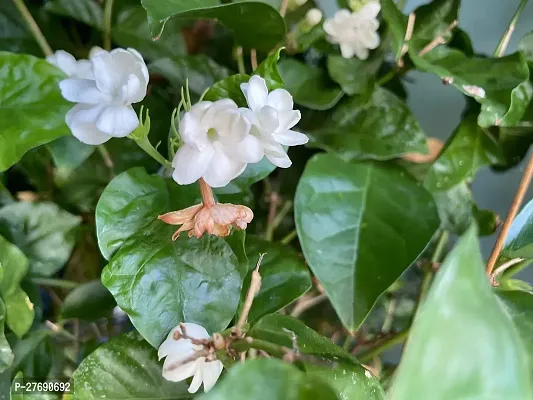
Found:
158,323 -> 223,393
58,48 -> 148,145
306,8 -> 323,27
324,2 -> 381,60
240,76 -> 308,168
46,50 -> 93,79
172,99 -> 263,188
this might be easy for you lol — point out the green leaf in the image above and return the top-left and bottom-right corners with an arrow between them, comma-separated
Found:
214,157 -> 277,195
73,332 -> 190,399
47,136 -> 95,170
502,199 -> 533,260
113,4 -> 186,60
0,53 -> 70,171
141,0 -> 285,52
0,202 -> 80,276
96,167 -> 169,260
254,47 -> 285,90
44,0 -> 103,29
204,74 -> 250,106
304,363 -> 385,400
519,30 -> 533,67
60,280 -> 116,321
496,289 -> 533,382
307,87 -> 427,161
295,154 -> 439,331
425,113 -> 502,192
200,358 -> 338,400
98,168 -> 247,347
380,0 -> 408,60
278,58 -> 343,111
249,314 -> 360,365
326,53 -> 382,96
149,55 -> 230,98
390,225 -> 533,399
0,299 -> 13,373
238,237 -> 312,323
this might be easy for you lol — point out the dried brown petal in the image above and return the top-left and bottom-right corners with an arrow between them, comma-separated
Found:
158,204 -> 203,225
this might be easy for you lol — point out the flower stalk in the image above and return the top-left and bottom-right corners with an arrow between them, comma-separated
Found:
12,0 -> 53,57
103,0 -> 115,51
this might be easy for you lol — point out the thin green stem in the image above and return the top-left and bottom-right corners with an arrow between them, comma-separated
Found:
103,0 -> 115,50
12,0 -> 53,56
232,337 -> 291,358
356,329 -> 409,363
265,200 -> 293,241
431,230 -> 449,265
97,144 -> 115,176
131,136 -> 171,168
33,277 -> 79,290
280,229 -> 297,245
419,231 -> 449,304
493,0 -> 529,57
236,46 -> 246,74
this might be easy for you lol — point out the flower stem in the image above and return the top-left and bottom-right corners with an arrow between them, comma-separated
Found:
97,144 -> 115,177
199,178 -> 216,207
103,0 -> 115,51
32,277 -> 79,290
12,0 -> 53,57
356,328 -> 409,363
493,0 -> 529,57
130,136 -> 171,169
235,46 -> 246,74
265,200 -> 292,241
486,153 -> 533,275
280,229 -> 297,245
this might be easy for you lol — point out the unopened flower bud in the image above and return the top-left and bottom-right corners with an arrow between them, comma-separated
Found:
306,8 -> 323,27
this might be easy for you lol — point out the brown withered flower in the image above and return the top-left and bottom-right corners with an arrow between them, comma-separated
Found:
158,179 -> 253,240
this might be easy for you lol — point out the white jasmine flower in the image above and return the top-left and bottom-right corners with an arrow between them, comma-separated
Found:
172,99 -> 263,188
59,48 -> 149,145
306,8 -> 323,27
324,2 -> 381,60
240,76 -> 307,168
158,323 -> 223,393
46,50 -> 93,79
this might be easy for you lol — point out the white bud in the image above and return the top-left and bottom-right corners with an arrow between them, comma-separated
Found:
306,8 -> 323,26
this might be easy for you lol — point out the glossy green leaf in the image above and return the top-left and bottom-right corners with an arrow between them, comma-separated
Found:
47,136 -> 95,170
96,167 -> 169,260
0,53 -> 70,171
249,314 -> 360,365
114,4 -> 186,60
254,47 -> 285,91
295,154 -> 439,331
200,358 -> 338,400
327,53 -> 382,96
304,364 -> 385,400
204,74 -> 250,106
73,332 -> 190,399
44,0 -> 103,29
501,199 -> 533,260
60,280 -> 116,321
390,225 -> 533,399
98,168 -> 247,347
496,289 -> 533,382
278,58 -> 343,111
307,87 -> 427,161
214,157 -> 277,195
238,237 -> 312,323
425,114 -> 502,192
0,236 -> 35,337
149,55 -> 230,98
141,0 -> 285,51
380,0 -> 408,60
0,299 -> 13,373
519,30 -> 533,66
0,202 -> 80,276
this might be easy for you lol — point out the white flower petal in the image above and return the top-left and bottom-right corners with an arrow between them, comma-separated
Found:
242,76 -> 268,112
276,110 -> 301,133
179,323 -> 211,340
179,111 -> 209,148
91,51 -> 122,93
266,89 -> 294,112
120,74 -> 142,104
201,99 -> 238,128
89,46 -> 105,58
163,360 -> 197,383
127,47 -> 149,83
65,104 -> 111,145
202,361 -> 224,392
239,107 -> 258,126
214,109 -> 250,143
353,44 -> 369,60
225,134 -> 264,164
158,333 -> 194,360
191,101 -> 213,121
203,145 -> 247,187
340,43 -> 357,59
75,60 -> 94,80
273,130 -> 309,146
96,105 -> 139,137
47,50 -> 77,76
257,106 -> 280,134
172,145 -> 214,185
59,79 -> 112,104
188,359 -> 205,393
161,342 -> 196,371
358,2 -> 381,19
266,151 -> 292,168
